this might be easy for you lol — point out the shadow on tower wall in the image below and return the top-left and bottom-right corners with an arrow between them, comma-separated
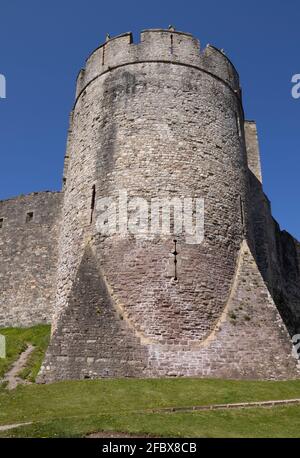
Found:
248,170 -> 300,336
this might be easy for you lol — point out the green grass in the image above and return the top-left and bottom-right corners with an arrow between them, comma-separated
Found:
0,325 -> 50,381
1,405 -> 300,438
0,326 -> 300,438
0,378 -> 300,437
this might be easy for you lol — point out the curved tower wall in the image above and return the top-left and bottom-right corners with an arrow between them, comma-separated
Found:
41,29 -> 299,381
55,30 -> 248,340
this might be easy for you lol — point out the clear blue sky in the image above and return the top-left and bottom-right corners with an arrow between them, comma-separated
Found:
0,0 -> 299,238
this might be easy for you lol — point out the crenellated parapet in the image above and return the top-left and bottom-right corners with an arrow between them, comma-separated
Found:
75,29 -> 240,101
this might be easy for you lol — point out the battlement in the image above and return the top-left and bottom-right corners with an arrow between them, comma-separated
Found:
75,29 -> 240,101
0,190 -> 61,204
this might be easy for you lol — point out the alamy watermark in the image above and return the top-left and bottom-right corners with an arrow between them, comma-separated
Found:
95,190 -> 205,244
291,74 -> 300,99
0,334 -> 6,359
0,74 -> 6,99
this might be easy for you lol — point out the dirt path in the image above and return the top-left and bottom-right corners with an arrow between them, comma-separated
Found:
3,344 -> 35,390
0,422 -> 32,432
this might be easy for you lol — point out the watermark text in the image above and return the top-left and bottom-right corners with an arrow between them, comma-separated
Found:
291,74 -> 300,99
96,190 -> 205,244
0,74 -> 6,99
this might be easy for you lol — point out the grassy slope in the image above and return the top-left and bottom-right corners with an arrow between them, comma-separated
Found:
0,378 -> 300,437
0,326 -> 300,438
0,325 -> 50,381
1,405 -> 300,438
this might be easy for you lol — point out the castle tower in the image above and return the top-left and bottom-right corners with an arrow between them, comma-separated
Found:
39,30 -> 299,381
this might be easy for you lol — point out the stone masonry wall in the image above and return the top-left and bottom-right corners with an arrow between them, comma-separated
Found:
0,192 -> 62,327
90,61 -> 248,344
39,29 -> 300,382
145,240 -> 299,379
39,245 -> 148,381
244,121 -> 262,183
41,29 -> 251,380
1,29 -> 299,381
39,240 -> 299,381
246,122 -> 300,336
51,30 -> 248,334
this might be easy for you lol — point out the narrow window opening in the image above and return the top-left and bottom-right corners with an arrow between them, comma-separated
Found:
239,197 -> 245,233
102,46 -> 105,66
90,185 -> 96,224
170,34 -> 174,55
235,112 -> 242,138
0,218 -> 3,229
26,212 -> 34,223
170,206 -> 174,233
172,239 -> 178,281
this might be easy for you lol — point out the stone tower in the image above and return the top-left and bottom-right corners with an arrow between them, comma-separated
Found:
35,29 -> 299,381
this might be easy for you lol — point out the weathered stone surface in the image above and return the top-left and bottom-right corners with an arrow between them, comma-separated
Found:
0,192 -> 62,326
244,121 -> 262,183
1,29 -> 300,381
